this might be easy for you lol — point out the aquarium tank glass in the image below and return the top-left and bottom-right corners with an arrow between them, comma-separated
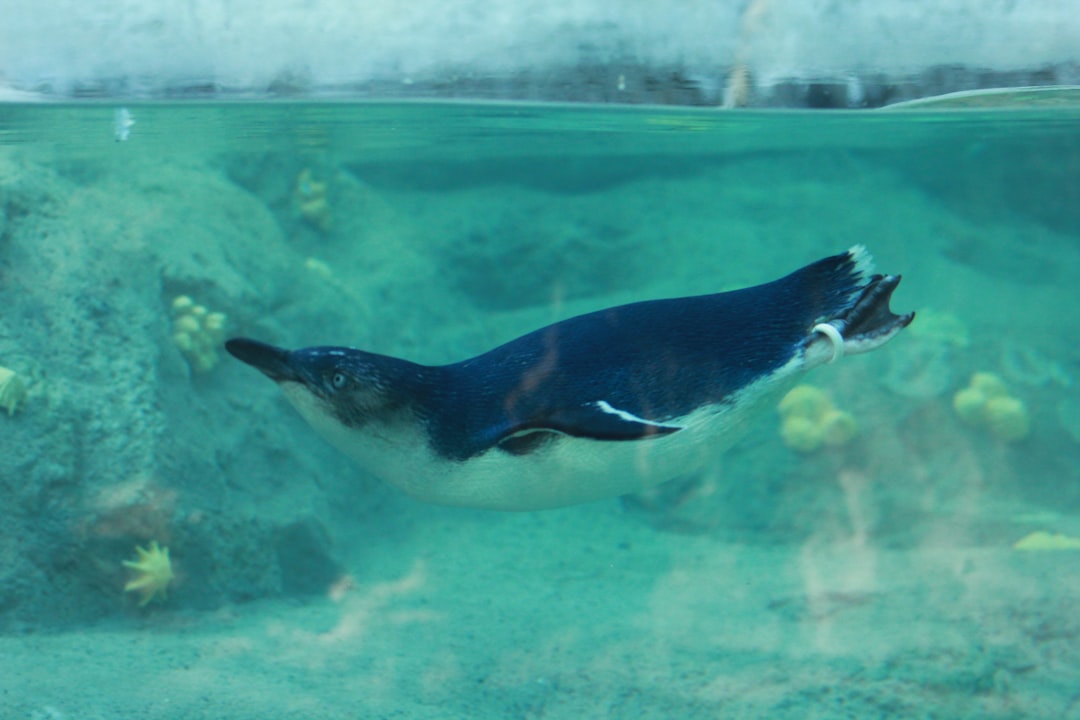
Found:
1,2 -> 1079,718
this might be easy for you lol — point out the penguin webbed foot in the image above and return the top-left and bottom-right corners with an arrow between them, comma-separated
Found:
845,273 -> 914,346
811,274 -> 914,363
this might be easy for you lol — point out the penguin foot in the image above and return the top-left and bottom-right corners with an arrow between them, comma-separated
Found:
807,274 -> 914,366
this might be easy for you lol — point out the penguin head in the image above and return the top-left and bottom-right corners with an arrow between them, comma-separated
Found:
225,338 -> 416,429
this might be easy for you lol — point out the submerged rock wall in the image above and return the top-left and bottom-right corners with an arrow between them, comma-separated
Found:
0,147 -> 386,630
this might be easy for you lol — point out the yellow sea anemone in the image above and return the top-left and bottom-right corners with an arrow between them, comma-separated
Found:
123,541 -> 174,606
952,372 -> 1029,442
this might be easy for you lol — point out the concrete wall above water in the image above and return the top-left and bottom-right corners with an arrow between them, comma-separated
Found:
1,2 -> 1079,103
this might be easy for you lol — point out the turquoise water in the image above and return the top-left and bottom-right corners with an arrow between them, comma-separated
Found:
1,100 -> 1079,718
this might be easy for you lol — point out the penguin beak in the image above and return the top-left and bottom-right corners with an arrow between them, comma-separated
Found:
225,338 -> 302,383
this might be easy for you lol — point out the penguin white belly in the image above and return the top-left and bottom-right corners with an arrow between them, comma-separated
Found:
432,406 -> 736,511
284,362 -> 801,511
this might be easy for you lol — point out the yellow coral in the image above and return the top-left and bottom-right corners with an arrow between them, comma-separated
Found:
170,295 -> 227,373
985,396 -> 1030,442
971,372 -> 1008,398
780,416 -> 824,453
953,386 -> 988,425
778,385 -> 857,453
778,384 -> 832,420
821,409 -> 858,447
295,168 -> 331,232
952,372 -> 1029,442
1013,531 -> 1080,551
122,541 -> 174,606
0,365 -> 27,416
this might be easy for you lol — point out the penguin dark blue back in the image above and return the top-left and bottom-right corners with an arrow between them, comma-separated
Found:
429,247 -> 899,458
226,245 -> 913,510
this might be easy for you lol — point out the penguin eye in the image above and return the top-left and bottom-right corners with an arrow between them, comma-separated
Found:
331,372 -> 348,390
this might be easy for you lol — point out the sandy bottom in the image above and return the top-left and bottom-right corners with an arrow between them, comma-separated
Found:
5,496 -> 1080,719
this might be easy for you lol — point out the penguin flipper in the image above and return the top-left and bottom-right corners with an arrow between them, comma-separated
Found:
495,400 -> 683,455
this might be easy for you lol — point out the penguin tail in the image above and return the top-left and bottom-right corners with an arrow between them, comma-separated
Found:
799,245 -> 914,366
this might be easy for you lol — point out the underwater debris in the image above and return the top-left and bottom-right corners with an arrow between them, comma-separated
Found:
294,168 -> 331,232
953,372 -> 1030,442
0,364 -> 27,416
304,256 -> 334,280
777,384 -> 857,453
113,107 -> 134,142
170,295 -> 227,373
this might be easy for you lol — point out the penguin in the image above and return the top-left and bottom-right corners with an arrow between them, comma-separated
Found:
226,245 -> 912,511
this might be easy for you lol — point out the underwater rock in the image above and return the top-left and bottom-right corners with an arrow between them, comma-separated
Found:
908,307 -> 970,349
1056,394 -> 1080,445
1000,340 -> 1073,388
0,151 -> 378,629
942,222 -> 1061,285
882,337 -> 953,399
439,192 -> 636,311
273,519 -> 343,596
